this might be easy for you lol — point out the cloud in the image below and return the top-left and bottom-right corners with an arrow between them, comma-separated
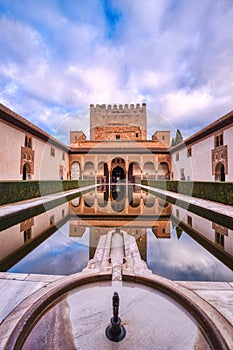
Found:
147,227 -> 233,281
0,0 -> 233,141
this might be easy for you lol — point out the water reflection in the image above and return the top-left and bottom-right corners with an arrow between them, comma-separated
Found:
147,228 -> 233,281
70,184 -> 172,217
0,185 -> 232,280
9,222 -> 89,275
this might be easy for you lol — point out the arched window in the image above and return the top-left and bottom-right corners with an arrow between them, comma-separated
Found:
70,162 -> 81,180
128,162 -> 141,183
157,162 -> 170,180
143,162 -> 155,179
83,161 -> 94,179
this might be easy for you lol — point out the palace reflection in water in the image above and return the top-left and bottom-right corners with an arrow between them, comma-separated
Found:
0,185 -> 233,280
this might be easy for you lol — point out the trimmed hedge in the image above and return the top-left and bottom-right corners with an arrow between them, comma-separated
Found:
141,180 -> 233,206
0,180 -> 95,205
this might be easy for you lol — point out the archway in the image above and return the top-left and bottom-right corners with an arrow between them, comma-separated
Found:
70,162 -> 81,180
97,161 -> 109,183
83,161 -> 94,179
112,166 -> 125,182
22,163 -> 31,180
111,158 -> 125,182
128,162 -> 141,183
158,162 -> 170,180
215,162 -> 225,182
143,162 -> 155,180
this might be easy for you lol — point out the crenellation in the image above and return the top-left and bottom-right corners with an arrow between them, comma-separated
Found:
90,103 -> 146,111
90,103 -> 147,140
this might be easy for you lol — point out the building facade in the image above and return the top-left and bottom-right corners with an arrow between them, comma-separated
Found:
70,103 -> 171,183
170,110 -> 233,182
0,103 -> 69,180
1,102 -> 232,182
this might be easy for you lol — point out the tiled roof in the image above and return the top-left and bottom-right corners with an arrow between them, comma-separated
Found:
69,139 -> 169,154
0,103 -> 68,151
170,109 -> 233,152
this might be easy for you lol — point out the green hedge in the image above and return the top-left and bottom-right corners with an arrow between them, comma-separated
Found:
0,180 -> 95,205
141,180 -> 233,206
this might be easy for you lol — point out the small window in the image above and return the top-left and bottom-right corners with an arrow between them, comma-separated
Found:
176,209 -> 179,219
62,209 -> 65,218
215,134 -> 223,148
215,232 -> 224,248
220,134 -> 223,146
162,135 -> 165,141
24,228 -> 31,242
116,134 -> 120,140
176,153 -> 179,161
62,152 -> 65,161
187,148 -> 192,157
187,215 -> 192,226
136,133 -> 138,138
25,136 -> 32,148
50,215 -> 55,225
74,136 -> 77,141
51,147 -> 55,157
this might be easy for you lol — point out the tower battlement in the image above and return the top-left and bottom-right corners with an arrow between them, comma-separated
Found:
90,103 -> 146,112
90,103 -> 147,141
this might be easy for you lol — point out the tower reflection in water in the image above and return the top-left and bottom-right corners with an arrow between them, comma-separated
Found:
1,184 -> 232,280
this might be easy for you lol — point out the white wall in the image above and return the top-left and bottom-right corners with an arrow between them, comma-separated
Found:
191,137 -> 214,181
171,129 -> 232,181
224,126 -> 233,181
0,120 -> 69,180
171,147 -> 193,180
0,121 -> 24,180
34,139 -> 69,180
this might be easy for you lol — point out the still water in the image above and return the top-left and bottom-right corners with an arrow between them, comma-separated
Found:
1,185 -> 232,281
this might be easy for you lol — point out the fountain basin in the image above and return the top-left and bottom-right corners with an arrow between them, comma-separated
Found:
2,272 -> 231,350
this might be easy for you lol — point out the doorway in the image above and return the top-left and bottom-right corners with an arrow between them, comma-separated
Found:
112,166 -> 125,182
22,163 -> 31,180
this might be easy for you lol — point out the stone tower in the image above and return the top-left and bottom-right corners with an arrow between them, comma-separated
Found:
90,103 -> 147,141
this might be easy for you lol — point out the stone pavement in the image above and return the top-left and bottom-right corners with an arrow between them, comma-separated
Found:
0,272 -> 232,349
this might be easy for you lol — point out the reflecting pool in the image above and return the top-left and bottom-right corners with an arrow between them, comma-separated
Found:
0,185 -> 232,281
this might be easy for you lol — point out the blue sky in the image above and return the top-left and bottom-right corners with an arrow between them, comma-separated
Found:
1,0 -> 233,144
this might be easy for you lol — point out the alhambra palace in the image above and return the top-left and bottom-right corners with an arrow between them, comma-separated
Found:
0,102 -> 232,182
1,102 -> 233,349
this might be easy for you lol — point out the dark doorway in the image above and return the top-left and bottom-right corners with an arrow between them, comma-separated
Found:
22,163 -> 31,180
112,166 -> 125,182
215,162 -> 225,182
220,164 -> 225,182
